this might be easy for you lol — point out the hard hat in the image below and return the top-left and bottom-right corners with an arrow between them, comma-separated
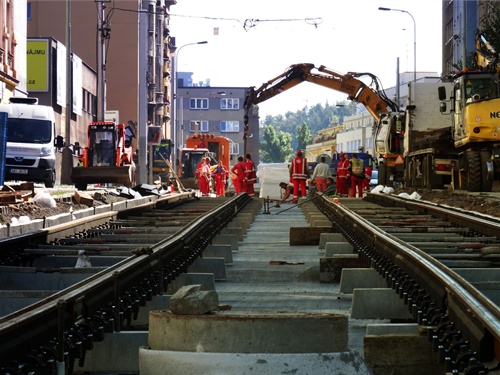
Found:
296,150 -> 302,156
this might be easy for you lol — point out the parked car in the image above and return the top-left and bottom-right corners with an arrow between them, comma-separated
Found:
370,170 -> 379,187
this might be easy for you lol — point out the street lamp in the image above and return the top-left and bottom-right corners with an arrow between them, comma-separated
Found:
378,7 -> 416,84
173,41 -> 208,162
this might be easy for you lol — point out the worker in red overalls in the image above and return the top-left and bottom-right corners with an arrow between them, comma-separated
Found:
199,157 -> 211,196
336,152 -> 350,197
214,160 -> 228,197
363,164 -> 373,191
289,150 -> 309,203
244,153 -> 257,197
231,156 -> 246,194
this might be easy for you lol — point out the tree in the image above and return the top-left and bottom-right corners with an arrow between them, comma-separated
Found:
481,1 -> 500,53
260,125 -> 293,163
296,121 -> 311,151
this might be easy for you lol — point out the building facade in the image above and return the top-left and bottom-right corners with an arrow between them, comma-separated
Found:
0,0 -> 26,100
175,82 -> 259,168
27,0 -> 175,156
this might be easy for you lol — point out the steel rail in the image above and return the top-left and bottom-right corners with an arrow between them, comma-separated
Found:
0,193 -> 252,373
314,194 -> 500,373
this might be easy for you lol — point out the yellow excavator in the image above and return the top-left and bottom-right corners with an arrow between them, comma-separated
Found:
438,32 -> 500,191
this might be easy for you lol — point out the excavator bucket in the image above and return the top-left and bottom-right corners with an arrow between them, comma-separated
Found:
71,166 -> 133,190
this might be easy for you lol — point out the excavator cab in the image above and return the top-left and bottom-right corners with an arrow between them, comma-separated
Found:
89,124 -> 116,167
71,122 -> 134,190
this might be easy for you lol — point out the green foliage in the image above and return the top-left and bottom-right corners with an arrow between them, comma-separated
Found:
481,1 -> 500,53
260,125 -> 294,163
296,122 -> 311,151
259,100 -> 357,153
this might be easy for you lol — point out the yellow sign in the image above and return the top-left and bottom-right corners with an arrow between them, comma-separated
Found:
395,155 -> 404,165
27,39 -> 49,92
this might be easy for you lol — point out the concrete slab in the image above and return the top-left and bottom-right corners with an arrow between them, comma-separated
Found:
351,288 -> 413,320
188,257 -> 227,281
364,332 -> 444,375
221,226 -> 243,241
139,348 -> 372,375
454,268 -> 500,305
148,310 -> 349,353
319,233 -> 347,249
325,242 -> 354,256
366,323 -> 419,335
203,244 -> 233,264
320,255 -> 369,283
312,219 -> 332,227
289,226 -> 334,245
135,295 -> 171,326
79,331 -> 147,373
340,268 -> 388,293
212,234 -> 239,251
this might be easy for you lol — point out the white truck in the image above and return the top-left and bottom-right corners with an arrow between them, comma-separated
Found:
0,98 -> 58,187
374,81 -> 455,189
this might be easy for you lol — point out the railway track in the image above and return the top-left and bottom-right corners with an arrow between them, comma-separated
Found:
0,192 -> 253,374
312,192 -> 500,374
3,187 -> 500,374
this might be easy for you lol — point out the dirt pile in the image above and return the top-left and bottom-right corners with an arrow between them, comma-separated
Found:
0,191 -> 126,225
416,190 -> 500,218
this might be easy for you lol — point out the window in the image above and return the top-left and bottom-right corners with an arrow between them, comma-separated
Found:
27,2 -> 32,20
189,98 -> 208,110
220,121 -> 239,132
189,120 -> 209,133
220,98 -> 239,110
230,142 -> 239,155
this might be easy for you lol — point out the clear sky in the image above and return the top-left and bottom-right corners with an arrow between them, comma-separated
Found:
170,0 -> 442,118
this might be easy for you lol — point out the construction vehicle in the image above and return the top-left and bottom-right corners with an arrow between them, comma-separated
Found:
243,63 -> 405,185
178,134 -> 232,189
434,32 -> 500,191
0,97 -> 58,188
71,121 -> 134,190
152,139 -> 173,182
244,61 -> 500,191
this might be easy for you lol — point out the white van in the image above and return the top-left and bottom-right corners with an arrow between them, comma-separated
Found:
0,98 -> 57,187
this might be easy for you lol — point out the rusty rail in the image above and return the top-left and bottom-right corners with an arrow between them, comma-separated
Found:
314,193 -> 500,373
0,193 -> 252,373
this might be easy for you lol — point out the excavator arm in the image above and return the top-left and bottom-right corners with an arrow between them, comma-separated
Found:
243,63 -> 398,132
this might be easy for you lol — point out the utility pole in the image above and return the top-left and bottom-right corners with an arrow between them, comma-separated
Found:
96,0 -> 110,122
60,0 -> 73,185
137,1 -> 148,184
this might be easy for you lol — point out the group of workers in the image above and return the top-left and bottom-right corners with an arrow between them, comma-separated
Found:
197,149 -> 373,202
230,153 -> 257,196
195,157 -> 228,197
196,153 -> 257,197
278,150 -> 373,203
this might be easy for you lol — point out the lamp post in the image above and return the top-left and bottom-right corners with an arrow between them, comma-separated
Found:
173,41 -> 208,162
378,7 -> 416,84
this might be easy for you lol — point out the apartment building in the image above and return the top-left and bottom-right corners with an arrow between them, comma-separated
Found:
27,0 -> 175,148
175,80 -> 259,168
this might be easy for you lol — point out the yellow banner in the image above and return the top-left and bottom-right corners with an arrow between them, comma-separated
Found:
27,39 -> 49,92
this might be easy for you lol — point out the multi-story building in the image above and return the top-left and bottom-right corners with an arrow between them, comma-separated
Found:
0,0 -> 27,100
27,0 -> 175,139
336,112 -> 374,155
175,78 -> 259,168
441,0 -> 497,77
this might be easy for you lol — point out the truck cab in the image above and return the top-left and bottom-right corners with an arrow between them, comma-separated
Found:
0,98 -> 57,187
